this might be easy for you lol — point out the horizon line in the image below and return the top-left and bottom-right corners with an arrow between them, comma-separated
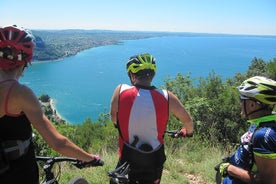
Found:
30,28 -> 276,37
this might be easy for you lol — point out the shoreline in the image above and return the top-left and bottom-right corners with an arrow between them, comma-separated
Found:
32,57 -> 65,64
49,98 -> 67,124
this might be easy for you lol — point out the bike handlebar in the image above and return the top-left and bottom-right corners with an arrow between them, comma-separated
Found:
165,129 -> 193,138
36,156 -> 104,169
74,158 -> 104,168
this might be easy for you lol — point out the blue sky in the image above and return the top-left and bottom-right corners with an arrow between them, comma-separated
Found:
1,0 -> 276,35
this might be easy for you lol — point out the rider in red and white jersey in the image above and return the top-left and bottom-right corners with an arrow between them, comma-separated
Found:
110,53 -> 194,184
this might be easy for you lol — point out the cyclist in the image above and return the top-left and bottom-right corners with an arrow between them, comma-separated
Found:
110,53 -> 194,184
216,76 -> 276,184
0,25 -> 102,184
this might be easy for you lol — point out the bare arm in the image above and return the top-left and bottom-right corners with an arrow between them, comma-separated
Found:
110,84 -> 121,126
254,155 -> 276,184
226,155 -> 276,184
227,165 -> 257,183
168,91 -> 193,134
15,84 -> 96,162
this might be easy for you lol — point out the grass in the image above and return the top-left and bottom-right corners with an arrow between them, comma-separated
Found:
39,138 -> 227,184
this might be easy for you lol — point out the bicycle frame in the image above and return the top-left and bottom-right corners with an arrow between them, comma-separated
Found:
36,156 -> 88,184
108,162 -> 130,184
108,130 -> 187,184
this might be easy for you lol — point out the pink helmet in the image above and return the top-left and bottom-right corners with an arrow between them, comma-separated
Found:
0,25 -> 35,69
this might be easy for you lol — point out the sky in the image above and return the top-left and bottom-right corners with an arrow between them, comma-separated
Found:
1,0 -> 276,35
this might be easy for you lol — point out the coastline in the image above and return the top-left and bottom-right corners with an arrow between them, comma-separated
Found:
49,99 -> 61,118
32,57 -> 65,64
48,98 -> 67,124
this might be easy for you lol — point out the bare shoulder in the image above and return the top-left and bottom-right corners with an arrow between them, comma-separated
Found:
168,91 -> 179,102
115,84 -> 122,90
255,156 -> 276,183
12,82 -> 39,104
167,90 -> 186,111
4,82 -> 40,114
13,82 -> 36,97
112,84 -> 122,95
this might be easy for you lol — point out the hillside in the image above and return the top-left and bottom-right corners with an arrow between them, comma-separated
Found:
32,30 -> 172,61
33,59 -> 276,183
31,30 -> 238,62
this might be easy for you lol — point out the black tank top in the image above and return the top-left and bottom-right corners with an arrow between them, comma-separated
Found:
0,80 -> 39,184
0,114 -> 33,140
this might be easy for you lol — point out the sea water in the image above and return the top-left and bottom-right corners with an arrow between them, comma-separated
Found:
20,35 -> 276,124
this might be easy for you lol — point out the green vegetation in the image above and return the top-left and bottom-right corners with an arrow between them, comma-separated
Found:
38,94 -> 66,124
34,57 -> 276,183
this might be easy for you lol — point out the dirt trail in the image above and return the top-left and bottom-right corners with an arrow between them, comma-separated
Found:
162,169 -> 211,184
183,173 -> 209,184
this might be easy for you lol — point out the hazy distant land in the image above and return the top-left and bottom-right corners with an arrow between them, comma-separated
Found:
32,30 -> 175,61
32,29 -> 273,62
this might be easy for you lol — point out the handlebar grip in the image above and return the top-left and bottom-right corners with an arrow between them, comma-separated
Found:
87,158 -> 104,167
172,131 -> 181,138
74,158 -> 104,169
179,128 -> 194,137
166,129 -> 193,138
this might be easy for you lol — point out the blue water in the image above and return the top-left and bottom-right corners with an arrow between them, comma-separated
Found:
20,35 -> 276,124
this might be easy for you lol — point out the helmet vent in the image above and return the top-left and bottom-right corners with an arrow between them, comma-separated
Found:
267,97 -> 276,103
248,81 -> 257,85
0,25 -> 35,69
261,90 -> 276,95
245,86 -> 256,90
262,83 -> 276,91
0,33 -> 3,41
12,31 -> 19,41
4,30 -> 10,40
20,33 -> 29,43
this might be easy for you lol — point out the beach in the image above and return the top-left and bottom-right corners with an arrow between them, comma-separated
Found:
40,97 -> 66,124
49,99 -> 63,121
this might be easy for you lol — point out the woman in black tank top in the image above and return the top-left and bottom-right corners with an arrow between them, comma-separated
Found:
0,25 -> 102,183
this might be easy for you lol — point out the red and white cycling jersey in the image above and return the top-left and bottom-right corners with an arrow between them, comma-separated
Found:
117,84 -> 169,156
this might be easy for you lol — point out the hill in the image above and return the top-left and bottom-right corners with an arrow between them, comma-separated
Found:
32,30 -> 172,61
31,30 -> 240,62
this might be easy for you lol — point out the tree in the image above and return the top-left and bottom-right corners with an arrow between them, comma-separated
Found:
163,71 -> 246,146
267,58 -> 276,80
39,94 -> 50,102
246,57 -> 267,78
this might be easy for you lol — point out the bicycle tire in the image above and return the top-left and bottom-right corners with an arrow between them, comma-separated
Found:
68,176 -> 89,184
215,171 -> 222,184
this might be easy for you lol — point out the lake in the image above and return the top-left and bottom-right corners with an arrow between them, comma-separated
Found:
20,35 -> 276,124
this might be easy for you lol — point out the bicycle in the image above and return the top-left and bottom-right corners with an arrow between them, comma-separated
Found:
36,156 -> 104,184
108,129 -> 192,184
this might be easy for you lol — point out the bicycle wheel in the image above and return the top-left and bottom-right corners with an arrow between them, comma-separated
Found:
68,176 -> 89,184
215,171 -> 222,184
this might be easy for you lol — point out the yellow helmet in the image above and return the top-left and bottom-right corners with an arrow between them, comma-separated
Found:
126,53 -> 156,74
238,76 -> 276,105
